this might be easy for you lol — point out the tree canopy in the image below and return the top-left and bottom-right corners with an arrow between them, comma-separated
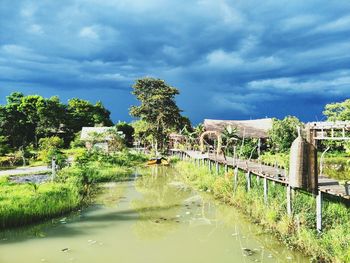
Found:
323,99 -> 350,121
0,92 -> 113,151
129,77 -> 189,152
268,116 -> 303,153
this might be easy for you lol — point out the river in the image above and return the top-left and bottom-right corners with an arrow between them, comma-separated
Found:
0,166 -> 309,263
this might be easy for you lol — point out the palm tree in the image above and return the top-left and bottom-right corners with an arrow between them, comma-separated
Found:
221,125 -> 239,158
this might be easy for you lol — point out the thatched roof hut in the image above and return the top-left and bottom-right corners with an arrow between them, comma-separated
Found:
203,118 -> 273,138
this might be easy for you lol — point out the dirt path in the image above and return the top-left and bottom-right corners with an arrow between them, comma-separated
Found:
0,166 -> 50,177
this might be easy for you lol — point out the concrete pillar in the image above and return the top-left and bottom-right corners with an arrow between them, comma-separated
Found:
51,157 -> 56,181
287,185 -> 292,215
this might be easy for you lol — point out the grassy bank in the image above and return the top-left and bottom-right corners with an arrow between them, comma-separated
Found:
0,149 -> 148,229
175,161 -> 350,262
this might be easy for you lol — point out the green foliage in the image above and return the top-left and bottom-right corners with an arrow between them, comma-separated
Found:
0,149 -> 147,228
116,121 -> 134,147
0,179 -> 81,228
323,99 -> 350,121
38,136 -> 66,167
70,131 -> 85,148
0,92 -> 113,151
238,138 -> 259,159
67,98 -> 113,134
268,116 -> 303,153
0,136 -> 10,155
129,77 -> 185,152
261,152 -> 290,169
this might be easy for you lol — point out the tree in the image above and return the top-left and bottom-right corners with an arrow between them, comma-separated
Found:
116,121 -> 134,147
0,93 -> 28,149
129,77 -> 183,152
268,116 -> 303,153
323,99 -> 350,121
322,99 -> 350,153
66,98 -> 113,142
38,136 -> 66,167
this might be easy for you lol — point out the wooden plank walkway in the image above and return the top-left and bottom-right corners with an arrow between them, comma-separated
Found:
171,149 -> 350,200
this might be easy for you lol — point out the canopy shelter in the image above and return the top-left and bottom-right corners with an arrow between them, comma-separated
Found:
201,118 -> 273,154
203,118 -> 273,139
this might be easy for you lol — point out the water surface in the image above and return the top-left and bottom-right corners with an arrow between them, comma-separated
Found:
0,167 -> 309,263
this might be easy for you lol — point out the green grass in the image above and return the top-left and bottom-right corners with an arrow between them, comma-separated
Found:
175,161 -> 350,262
0,176 -> 81,228
0,149 -> 148,229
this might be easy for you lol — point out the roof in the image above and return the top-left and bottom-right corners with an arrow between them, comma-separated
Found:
80,127 -> 122,141
203,118 -> 273,138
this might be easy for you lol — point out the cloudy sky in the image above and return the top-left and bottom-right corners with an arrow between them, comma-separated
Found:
1,0 -> 350,124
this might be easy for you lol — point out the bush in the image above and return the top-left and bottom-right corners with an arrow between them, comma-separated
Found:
38,136 -> 67,167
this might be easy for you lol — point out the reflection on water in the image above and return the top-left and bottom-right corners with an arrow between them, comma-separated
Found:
0,166 -> 309,263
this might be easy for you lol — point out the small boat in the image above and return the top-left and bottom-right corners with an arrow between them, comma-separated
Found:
147,157 -> 169,166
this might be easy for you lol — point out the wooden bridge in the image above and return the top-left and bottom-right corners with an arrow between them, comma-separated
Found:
170,149 -> 350,200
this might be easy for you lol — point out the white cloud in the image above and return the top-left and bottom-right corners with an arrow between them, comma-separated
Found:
314,15 -> 350,33
79,26 -> 99,39
28,24 -> 44,35
281,15 -> 320,31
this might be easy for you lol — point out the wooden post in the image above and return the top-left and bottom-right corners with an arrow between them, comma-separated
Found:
264,177 -> 268,204
51,157 -> 56,181
246,171 -> 251,191
256,175 -> 260,185
234,166 -> 238,192
216,162 -> 219,174
287,185 -> 292,215
316,190 -> 322,233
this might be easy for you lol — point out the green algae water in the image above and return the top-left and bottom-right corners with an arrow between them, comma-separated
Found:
0,167 -> 309,263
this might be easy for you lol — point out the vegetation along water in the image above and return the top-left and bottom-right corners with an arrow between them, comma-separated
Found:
0,167 -> 309,263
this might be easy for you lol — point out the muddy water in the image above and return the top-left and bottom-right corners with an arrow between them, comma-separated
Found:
0,167 -> 309,263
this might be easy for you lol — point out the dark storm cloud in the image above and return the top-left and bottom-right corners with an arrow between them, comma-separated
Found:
1,0 -> 350,123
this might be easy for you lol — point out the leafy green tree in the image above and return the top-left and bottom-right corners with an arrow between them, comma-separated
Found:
37,96 -> 68,139
322,99 -> 350,153
129,77 -> 183,152
38,136 -> 66,167
0,93 -> 28,148
221,125 -> 239,156
116,121 -> 134,147
67,98 -> 113,134
0,136 -> 10,155
323,99 -> 350,121
268,116 -> 303,153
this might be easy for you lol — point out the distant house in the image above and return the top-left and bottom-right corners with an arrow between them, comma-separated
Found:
203,118 -> 273,139
80,127 -> 123,152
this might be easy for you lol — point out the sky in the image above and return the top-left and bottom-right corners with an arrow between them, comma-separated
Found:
1,0 -> 350,124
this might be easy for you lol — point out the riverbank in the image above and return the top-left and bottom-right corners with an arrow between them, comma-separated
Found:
174,160 -> 350,262
0,150 -> 148,229
0,166 -> 309,263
